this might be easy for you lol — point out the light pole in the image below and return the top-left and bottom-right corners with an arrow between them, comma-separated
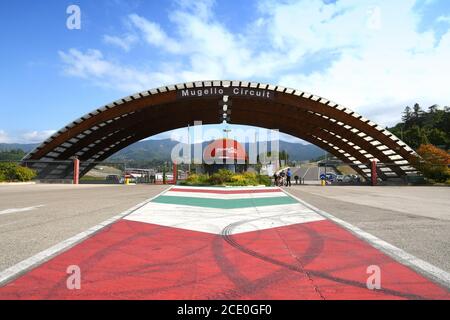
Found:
187,124 -> 191,174
223,128 -> 231,139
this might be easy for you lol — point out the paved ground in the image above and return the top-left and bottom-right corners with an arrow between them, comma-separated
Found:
0,185 -> 448,299
285,185 -> 450,273
0,184 -> 168,272
291,166 -> 338,182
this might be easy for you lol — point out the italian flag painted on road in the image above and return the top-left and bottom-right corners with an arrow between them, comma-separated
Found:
1,185 -> 448,300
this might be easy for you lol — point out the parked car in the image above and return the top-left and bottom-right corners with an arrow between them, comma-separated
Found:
106,174 -> 121,183
343,175 -> 353,182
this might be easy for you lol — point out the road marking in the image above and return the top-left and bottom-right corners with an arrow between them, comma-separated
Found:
283,189 -> 450,289
302,167 -> 310,179
0,186 -> 171,286
0,205 -> 45,216
170,186 -> 280,193
124,201 -> 324,235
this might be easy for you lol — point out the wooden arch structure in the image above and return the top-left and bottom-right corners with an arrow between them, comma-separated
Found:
23,80 -> 418,180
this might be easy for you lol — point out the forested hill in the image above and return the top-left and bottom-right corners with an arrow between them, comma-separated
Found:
387,104 -> 449,150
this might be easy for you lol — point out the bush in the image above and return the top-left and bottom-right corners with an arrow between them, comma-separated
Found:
183,173 -> 210,185
413,144 -> 450,183
181,169 -> 272,186
257,174 -> 272,186
209,169 -> 234,185
0,162 -> 36,182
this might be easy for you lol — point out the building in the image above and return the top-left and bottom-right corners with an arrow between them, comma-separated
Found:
201,138 -> 247,174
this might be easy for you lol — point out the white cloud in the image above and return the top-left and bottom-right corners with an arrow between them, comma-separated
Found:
437,15 -> 450,23
129,14 -> 182,53
20,130 -> 56,143
103,34 -> 138,51
59,48 -> 177,92
0,130 -> 11,143
59,0 -> 450,127
0,130 -> 57,144
275,0 -> 450,125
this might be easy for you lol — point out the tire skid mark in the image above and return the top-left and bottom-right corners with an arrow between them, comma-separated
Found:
215,212 -> 322,299
42,222 -> 205,298
221,215 -> 428,300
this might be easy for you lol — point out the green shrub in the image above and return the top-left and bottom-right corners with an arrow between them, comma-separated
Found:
181,169 -> 272,186
14,166 -> 36,181
0,162 -> 36,182
257,174 -> 272,186
182,173 -> 210,186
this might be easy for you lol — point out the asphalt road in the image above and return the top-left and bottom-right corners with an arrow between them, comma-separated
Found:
285,185 -> 450,273
1,183 -> 449,278
0,184 -> 169,271
292,166 -> 338,181
2,185 -> 448,299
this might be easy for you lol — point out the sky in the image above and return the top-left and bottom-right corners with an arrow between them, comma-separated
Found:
0,0 -> 449,144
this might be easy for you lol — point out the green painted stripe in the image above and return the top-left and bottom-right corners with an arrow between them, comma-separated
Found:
151,195 -> 297,209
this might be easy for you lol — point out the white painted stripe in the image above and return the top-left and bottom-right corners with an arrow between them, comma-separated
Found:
0,205 -> 45,216
173,186 -> 279,191
283,189 -> 450,289
124,201 -> 324,235
0,186 -> 171,286
302,167 -> 310,179
163,190 -> 287,199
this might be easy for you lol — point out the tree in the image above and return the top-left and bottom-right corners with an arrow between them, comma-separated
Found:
0,149 -> 26,161
402,106 -> 412,123
428,104 -> 438,113
387,104 -> 449,150
413,144 -> 449,183
413,103 -> 423,117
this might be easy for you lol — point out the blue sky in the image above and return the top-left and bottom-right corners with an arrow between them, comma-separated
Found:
0,0 -> 449,144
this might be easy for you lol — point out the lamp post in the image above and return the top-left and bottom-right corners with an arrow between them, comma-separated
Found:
223,128 -> 231,139
187,124 -> 191,175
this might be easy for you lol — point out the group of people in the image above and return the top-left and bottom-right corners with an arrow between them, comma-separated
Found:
273,168 -> 295,187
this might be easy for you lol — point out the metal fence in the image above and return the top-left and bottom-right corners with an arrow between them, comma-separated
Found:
2,159 -> 446,186
286,161 -> 446,186
1,159 -> 186,185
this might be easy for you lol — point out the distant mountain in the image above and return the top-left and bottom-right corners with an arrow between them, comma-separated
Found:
0,139 -> 324,162
109,139 -> 324,162
0,143 -> 38,153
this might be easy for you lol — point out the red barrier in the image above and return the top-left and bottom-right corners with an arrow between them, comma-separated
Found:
172,163 -> 177,184
371,160 -> 377,186
73,158 -> 80,185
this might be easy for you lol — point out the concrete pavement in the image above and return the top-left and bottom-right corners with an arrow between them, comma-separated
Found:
0,184 -> 169,271
285,185 -> 450,273
0,183 -> 448,299
1,185 -> 448,299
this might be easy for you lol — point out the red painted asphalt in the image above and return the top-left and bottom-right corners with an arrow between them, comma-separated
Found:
0,219 -> 448,299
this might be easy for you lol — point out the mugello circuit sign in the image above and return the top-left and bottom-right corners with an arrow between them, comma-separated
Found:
177,86 -> 274,99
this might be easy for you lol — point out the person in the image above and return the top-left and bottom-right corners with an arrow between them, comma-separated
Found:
279,170 -> 286,187
294,175 -> 299,185
273,172 -> 278,186
286,168 -> 292,187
